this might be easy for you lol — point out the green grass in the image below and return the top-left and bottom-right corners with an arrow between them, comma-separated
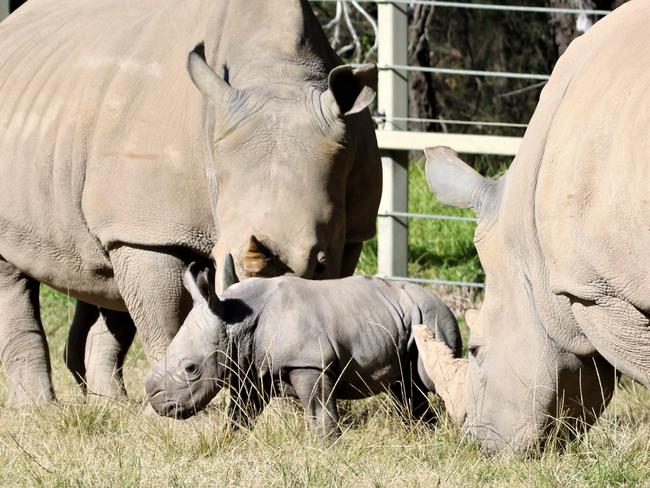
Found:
2,161 -> 650,486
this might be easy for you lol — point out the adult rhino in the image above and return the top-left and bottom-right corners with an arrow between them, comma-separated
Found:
0,0 -> 381,405
414,0 -> 649,454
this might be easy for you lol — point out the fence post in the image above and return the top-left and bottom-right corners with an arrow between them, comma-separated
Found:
0,0 -> 9,21
377,1 -> 408,278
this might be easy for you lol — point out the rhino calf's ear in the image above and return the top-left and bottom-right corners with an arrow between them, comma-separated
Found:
322,64 -> 377,117
183,263 -> 208,304
196,266 -> 225,317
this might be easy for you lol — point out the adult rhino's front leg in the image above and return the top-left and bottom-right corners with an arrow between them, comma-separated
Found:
0,259 -> 54,405
109,246 -> 192,366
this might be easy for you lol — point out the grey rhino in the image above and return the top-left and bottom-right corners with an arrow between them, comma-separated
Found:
414,0 -> 650,454
0,0 -> 381,405
145,260 -> 461,435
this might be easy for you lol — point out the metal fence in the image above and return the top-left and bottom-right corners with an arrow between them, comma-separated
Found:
312,0 -> 611,289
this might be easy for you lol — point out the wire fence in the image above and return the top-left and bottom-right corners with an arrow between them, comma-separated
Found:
374,115 -> 529,129
313,0 -> 610,16
313,0 -> 610,289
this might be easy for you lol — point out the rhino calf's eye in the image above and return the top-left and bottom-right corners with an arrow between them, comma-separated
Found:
469,346 -> 479,358
184,363 -> 198,375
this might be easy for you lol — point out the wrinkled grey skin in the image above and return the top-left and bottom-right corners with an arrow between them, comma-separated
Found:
146,264 -> 461,435
418,1 -> 650,454
0,0 -> 381,404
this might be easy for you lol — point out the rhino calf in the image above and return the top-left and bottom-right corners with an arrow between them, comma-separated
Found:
145,259 -> 461,435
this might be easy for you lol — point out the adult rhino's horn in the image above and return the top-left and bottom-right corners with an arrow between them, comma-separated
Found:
243,235 -> 272,275
424,146 -> 499,219
413,324 -> 468,425
221,252 -> 239,291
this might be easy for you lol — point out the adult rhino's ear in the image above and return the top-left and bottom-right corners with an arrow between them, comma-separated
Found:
424,146 -> 500,219
187,43 -> 247,137
322,63 -> 377,117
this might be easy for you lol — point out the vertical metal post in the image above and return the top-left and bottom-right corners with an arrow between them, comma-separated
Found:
0,0 -> 9,22
377,1 -> 408,277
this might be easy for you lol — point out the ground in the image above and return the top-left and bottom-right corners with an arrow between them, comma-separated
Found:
1,160 -> 649,487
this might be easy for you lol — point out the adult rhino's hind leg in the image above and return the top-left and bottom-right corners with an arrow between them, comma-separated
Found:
64,301 -> 100,391
0,259 -> 54,405
84,309 -> 136,400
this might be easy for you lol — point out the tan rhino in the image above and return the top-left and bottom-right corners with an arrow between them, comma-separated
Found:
415,0 -> 649,454
0,0 -> 381,404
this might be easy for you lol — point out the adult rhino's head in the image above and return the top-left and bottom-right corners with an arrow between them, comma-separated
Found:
145,258 -> 243,419
416,147 -> 619,455
187,44 -> 379,290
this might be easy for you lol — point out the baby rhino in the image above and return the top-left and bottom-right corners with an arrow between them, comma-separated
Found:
145,258 -> 461,436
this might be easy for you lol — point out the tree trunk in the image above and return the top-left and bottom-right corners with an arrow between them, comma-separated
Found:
407,5 -> 439,135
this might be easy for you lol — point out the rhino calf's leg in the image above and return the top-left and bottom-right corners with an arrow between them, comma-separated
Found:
289,368 -> 340,437
84,309 -> 136,401
389,360 -> 436,425
64,301 -> 100,392
0,259 -> 54,405
227,374 -> 269,431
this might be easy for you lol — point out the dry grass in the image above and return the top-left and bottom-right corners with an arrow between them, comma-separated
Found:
2,288 -> 650,487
